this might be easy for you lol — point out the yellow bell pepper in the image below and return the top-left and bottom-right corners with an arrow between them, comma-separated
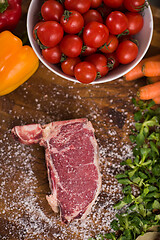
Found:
0,31 -> 39,96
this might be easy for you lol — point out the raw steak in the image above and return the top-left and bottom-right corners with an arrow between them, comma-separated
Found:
12,118 -> 101,223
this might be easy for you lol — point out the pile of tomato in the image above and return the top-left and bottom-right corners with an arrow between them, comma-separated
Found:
33,0 -> 146,84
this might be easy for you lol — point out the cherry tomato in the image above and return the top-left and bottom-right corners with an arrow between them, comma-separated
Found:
116,4 -> 126,12
106,11 -> 128,35
41,0 -> 64,22
42,45 -> 61,64
60,10 -> 84,34
124,0 -> 145,12
106,52 -> 119,70
16,0 -> 22,4
91,0 -> 102,8
85,53 -> 109,77
33,21 -> 44,40
74,61 -> 97,83
60,35 -> 83,57
103,0 -> 123,8
116,40 -> 138,64
61,57 -> 81,76
125,12 -> 144,35
83,9 -> 103,25
100,34 -> 119,54
64,0 -> 91,14
83,21 -> 109,48
37,21 -> 64,48
97,5 -> 112,19
81,45 -> 97,56
118,34 -> 132,43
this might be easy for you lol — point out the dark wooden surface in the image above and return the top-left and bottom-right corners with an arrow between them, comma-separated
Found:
0,1 -> 160,240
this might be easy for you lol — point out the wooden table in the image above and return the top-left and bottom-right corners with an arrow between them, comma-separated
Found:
0,1 -> 160,240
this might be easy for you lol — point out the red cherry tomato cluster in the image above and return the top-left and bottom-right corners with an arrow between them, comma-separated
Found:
33,0 -> 146,84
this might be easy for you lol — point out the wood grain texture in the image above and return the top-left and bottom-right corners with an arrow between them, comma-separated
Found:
0,1 -> 160,240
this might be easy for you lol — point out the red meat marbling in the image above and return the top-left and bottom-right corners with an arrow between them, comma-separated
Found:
12,118 -> 101,223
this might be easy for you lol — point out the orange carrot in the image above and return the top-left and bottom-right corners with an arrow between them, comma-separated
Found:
146,76 -> 160,84
153,96 -> 160,104
138,81 -> 160,100
124,63 -> 144,81
142,61 -> 160,77
124,54 -> 160,81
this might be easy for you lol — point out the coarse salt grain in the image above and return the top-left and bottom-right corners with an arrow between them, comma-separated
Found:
0,127 -> 133,240
0,85 -> 135,239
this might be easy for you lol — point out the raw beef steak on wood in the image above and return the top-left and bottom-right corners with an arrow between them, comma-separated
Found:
12,118 -> 101,223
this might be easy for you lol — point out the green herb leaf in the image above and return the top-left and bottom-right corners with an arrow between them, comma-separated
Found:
152,200 -> 160,209
110,220 -> 119,231
148,185 -> 158,192
104,233 -> 116,240
129,134 -> 136,143
148,132 -> 160,141
114,200 -> 127,210
118,178 -> 132,185
135,122 -> 142,131
150,141 -> 159,155
122,185 -> 132,195
136,132 -> 145,146
134,110 -> 142,122
89,99 -> 160,240
115,174 -> 128,179
152,165 -> 160,176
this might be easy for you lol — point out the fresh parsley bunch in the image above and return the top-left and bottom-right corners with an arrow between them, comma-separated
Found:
89,99 -> 160,240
